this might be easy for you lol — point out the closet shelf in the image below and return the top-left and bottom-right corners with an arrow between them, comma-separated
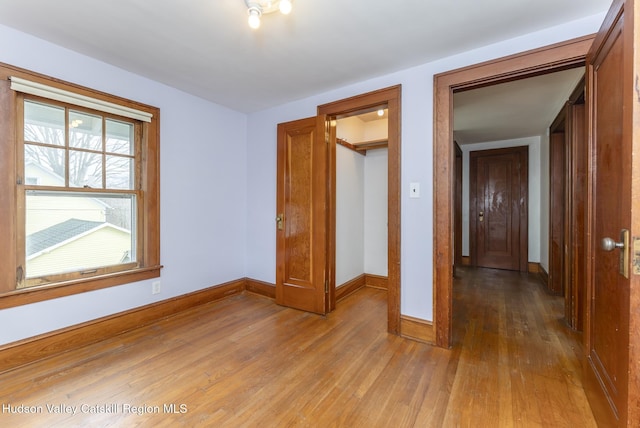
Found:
337,138 -> 388,155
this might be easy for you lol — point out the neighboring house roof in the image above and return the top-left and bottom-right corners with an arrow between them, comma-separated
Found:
27,218 -> 106,257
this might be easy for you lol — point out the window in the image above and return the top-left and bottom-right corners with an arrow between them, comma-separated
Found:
0,64 -> 161,307
21,99 -> 140,287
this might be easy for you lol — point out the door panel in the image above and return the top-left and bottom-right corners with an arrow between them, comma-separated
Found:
584,0 -> 638,425
569,101 -> 586,331
455,142 -> 463,272
470,147 -> 528,271
549,131 -> 565,294
276,117 -> 328,314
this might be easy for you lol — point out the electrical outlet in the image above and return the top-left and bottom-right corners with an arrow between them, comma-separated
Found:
152,281 -> 161,295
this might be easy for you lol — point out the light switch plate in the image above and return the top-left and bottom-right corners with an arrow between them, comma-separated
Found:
410,182 -> 420,198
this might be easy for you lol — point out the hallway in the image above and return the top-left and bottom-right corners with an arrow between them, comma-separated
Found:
446,266 -> 595,426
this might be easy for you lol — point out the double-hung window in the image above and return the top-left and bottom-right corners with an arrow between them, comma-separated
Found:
0,64 -> 161,307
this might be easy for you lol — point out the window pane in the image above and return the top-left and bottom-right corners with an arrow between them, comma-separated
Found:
24,145 -> 65,184
25,191 -> 136,281
69,150 -> 103,188
24,101 -> 64,146
106,119 -> 133,155
69,111 -> 102,151
106,155 -> 134,189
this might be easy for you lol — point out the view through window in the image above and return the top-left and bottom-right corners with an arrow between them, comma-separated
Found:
21,99 -> 140,288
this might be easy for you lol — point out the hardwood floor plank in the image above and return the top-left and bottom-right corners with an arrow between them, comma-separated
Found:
0,268 -> 596,427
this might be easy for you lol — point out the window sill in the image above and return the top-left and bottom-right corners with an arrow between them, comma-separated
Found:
0,265 -> 163,309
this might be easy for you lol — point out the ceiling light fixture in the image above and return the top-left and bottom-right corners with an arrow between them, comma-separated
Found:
244,0 -> 293,29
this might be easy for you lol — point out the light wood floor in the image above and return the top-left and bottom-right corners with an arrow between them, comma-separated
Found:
0,267 -> 596,427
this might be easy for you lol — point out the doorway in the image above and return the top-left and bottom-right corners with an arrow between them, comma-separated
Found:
433,35 -> 594,348
275,86 -> 401,332
334,108 -> 389,301
319,86 -> 401,333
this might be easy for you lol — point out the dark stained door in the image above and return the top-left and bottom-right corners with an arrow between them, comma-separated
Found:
470,146 -> 528,271
549,130 -> 566,294
275,117 -> 329,315
584,0 -> 639,425
454,142 -> 463,274
567,100 -> 587,331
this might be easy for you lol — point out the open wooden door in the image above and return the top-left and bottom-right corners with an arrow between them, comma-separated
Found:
549,127 -> 566,294
584,0 -> 640,425
275,116 -> 329,314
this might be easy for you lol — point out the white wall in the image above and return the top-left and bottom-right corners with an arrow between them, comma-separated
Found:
337,116 -> 366,143
335,117 -> 388,285
0,12 -> 605,345
364,120 -> 388,142
539,132 -> 551,272
364,148 -> 388,276
460,137 -> 542,264
336,145 -> 365,285
0,25 -> 248,345
245,13 -> 605,322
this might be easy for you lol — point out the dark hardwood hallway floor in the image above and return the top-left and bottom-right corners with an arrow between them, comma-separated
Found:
0,268 -> 596,427
448,267 -> 595,427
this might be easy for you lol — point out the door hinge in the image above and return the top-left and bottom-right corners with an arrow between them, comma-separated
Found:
325,279 -> 329,294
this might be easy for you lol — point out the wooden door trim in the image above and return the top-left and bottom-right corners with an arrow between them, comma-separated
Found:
318,85 -> 401,335
433,35 -> 594,348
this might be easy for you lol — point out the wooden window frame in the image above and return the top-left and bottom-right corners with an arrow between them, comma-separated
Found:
0,63 -> 161,309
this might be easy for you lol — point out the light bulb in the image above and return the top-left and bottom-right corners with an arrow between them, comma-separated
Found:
248,8 -> 261,29
377,109 -> 384,117
279,0 -> 292,15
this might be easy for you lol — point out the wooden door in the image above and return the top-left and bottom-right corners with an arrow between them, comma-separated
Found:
584,0 -> 640,425
549,129 -> 566,294
470,146 -> 528,271
454,142 -> 463,274
548,81 -> 587,329
567,99 -> 586,331
275,116 -> 329,314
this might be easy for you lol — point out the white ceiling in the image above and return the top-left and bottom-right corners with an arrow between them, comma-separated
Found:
0,1 -> 610,113
453,67 -> 586,144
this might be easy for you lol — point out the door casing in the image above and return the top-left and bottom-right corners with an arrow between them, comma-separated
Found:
318,85 -> 401,334
433,35 -> 594,347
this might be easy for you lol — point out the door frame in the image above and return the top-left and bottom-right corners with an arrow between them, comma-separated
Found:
433,35 -> 594,348
318,85 -> 401,334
